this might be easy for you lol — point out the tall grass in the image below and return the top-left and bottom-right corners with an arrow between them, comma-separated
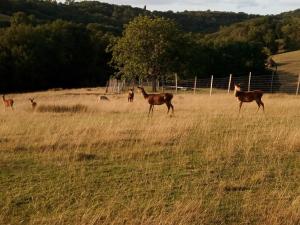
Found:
0,89 -> 299,225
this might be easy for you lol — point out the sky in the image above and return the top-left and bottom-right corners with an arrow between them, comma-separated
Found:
75,0 -> 300,15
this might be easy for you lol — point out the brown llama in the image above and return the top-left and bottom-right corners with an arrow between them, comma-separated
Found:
137,86 -> 174,116
128,88 -> 134,102
29,98 -> 37,110
2,95 -> 14,111
234,84 -> 264,113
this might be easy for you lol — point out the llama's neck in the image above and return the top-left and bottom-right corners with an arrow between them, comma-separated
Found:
141,88 -> 149,99
235,90 -> 244,97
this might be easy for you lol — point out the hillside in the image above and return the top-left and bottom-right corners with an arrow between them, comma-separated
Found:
273,50 -> 300,76
0,13 -> 10,27
205,12 -> 300,53
0,1 -> 299,93
0,0 -> 258,34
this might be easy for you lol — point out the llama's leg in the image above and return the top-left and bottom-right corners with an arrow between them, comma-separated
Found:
255,100 -> 261,112
170,103 -> 174,114
239,102 -> 243,113
148,105 -> 152,117
260,100 -> 265,112
166,103 -> 170,114
151,105 -> 154,116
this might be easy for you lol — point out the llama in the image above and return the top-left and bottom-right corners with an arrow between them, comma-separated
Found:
128,88 -> 134,102
234,84 -> 264,112
2,95 -> 14,111
29,98 -> 37,110
137,86 -> 174,116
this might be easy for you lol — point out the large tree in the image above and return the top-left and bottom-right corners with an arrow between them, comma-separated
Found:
109,16 -> 186,91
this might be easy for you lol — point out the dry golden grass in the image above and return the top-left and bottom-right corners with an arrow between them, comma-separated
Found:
273,50 -> 300,77
0,88 -> 299,225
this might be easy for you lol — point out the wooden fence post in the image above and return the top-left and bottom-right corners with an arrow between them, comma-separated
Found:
105,80 -> 109,93
210,75 -> 213,96
194,76 -> 197,94
270,71 -> 274,93
248,72 -> 251,91
228,74 -> 232,93
175,73 -> 178,93
296,73 -> 300,96
117,80 -> 120,94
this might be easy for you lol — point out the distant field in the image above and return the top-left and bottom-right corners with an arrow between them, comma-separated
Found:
0,88 -> 299,225
273,50 -> 300,76
0,13 -> 10,21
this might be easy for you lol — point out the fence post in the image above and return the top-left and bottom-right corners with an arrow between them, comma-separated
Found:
194,76 -> 197,94
210,75 -> 213,96
175,73 -> 178,93
296,73 -> 300,96
157,80 -> 160,90
270,71 -> 274,93
113,79 -> 116,93
105,80 -> 109,93
117,80 -> 120,94
228,74 -> 232,93
248,72 -> 251,91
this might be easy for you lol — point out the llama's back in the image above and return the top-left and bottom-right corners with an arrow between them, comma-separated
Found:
164,93 -> 173,102
253,90 -> 264,99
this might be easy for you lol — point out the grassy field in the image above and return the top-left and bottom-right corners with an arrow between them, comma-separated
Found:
0,88 -> 299,225
273,50 -> 300,77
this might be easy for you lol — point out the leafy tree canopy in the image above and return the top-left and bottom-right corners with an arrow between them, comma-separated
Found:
109,16 -> 189,91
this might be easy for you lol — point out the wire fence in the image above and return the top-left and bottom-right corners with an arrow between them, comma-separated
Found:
106,73 -> 300,95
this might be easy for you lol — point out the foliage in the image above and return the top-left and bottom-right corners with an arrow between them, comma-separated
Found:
0,0 -> 299,92
205,15 -> 300,54
109,16 -> 189,91
0,19 -> 112,92
0,0 -> 257,34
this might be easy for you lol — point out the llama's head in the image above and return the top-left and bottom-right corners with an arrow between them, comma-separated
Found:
234,84 -> 241,97
234,84 -> 241,92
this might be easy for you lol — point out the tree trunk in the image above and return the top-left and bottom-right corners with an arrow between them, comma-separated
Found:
151,77 -> 157,92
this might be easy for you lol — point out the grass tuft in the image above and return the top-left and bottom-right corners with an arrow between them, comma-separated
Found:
37,104 -> 88,113
75,153 -> 97,161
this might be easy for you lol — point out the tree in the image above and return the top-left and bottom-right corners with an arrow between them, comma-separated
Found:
109,16 -> 185,91
10,12 -> 36,26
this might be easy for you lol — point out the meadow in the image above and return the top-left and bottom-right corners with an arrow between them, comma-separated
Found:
0,88 -> 299,225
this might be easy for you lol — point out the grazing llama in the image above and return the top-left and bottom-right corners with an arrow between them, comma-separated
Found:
128,88 -> 134,102
137,86 -> 174,116
234,84 -> 264,113
2,95 -> 14,111
29,98 -> 37,110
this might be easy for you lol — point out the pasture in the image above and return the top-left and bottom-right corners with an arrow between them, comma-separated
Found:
0,88 -> 299,225
273,50 -> 300,76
